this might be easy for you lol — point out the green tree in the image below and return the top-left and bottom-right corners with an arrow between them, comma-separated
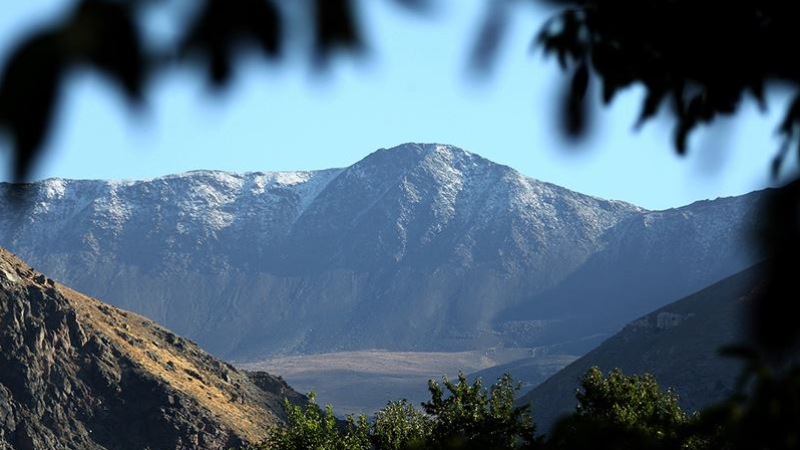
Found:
372,399 -> 432,450
546,367 -> 690,450
421,372 -> 537,450
574,367 -> 686,431
249,374 -> 536,450
255,392 -> 371,450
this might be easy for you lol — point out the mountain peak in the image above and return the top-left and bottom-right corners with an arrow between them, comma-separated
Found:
372,142 -> 482,167
391,142 -> 471,156
381,142 -> 465,154
342,143 -> 500,190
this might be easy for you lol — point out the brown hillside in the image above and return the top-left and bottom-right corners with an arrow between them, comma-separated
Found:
0,246 -> 303,450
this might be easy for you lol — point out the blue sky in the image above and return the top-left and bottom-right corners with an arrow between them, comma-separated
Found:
0,0 -> 792,210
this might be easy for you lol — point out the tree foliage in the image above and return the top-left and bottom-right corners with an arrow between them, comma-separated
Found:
421,372 -> 537,450
372,399 -> 432,450
255,373 -> 537,450
253,392 -> 371,450
256,367 -> 800,450
533,0 -> 800,174
574,367 -> 686,430
546,367 -> 692,450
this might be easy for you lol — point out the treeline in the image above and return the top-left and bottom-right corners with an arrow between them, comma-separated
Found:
237,363 -> 800,450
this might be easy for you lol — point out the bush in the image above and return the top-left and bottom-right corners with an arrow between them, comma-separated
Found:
255,392 -> 371,450
372,399 -> 432,450
421,372 -> 537,450
251,373 -> 537,450
546,367 -> 689,450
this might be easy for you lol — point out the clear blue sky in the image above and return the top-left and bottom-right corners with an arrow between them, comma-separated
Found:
0,0 -> 792,210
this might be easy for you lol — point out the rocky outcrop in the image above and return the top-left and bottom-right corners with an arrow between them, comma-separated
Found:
0,246 -> 303,450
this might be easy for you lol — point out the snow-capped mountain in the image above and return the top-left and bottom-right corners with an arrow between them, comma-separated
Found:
0,143 -> 764,360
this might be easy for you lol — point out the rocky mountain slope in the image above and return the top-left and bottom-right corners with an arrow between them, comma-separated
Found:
0,143 -> 765,360
499,193 -> 765,355
518,262 -> 764,433
0,246 -> 304,450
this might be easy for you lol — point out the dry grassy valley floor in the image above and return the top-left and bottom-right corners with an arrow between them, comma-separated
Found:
238,349 -> 574,416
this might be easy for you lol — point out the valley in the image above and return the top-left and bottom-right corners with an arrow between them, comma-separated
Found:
239,348 -> 577,416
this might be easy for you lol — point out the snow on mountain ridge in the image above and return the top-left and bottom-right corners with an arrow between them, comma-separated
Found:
8,144 -> 642,252
5,144 -> 643,247
42,178 -> 67,198
418,147 -> 466,231
92,187 -> 134,233
21,169 -> 344,235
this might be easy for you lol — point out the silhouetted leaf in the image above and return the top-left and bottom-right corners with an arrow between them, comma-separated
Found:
719,344 -> 760,362
179,0 -> 282,88
538,10 -> 588,72
674,119 -> 694,155
749,79 -> 766,111
560,61 -> 590,139
65,0 -> 146,103
250,1 -> 281,57
796,131 -> 800,173
0,32 -> 64,182
671,84 -> 686,118
533,1 -> 800,167
209,51 -> 232,86
772,140 -> 790,179
571,61 -> 589,101
556,48 -> 568,70
467,1 -> 509,76
635,87 -> 665,130
601,80 -> 617,105
312,0 -> 363,65
779,94 -> 800,135
387,0 -> 431,10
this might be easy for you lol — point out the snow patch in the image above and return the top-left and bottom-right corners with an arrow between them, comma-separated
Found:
93,185 -> 134,232
42,179 -> 67,199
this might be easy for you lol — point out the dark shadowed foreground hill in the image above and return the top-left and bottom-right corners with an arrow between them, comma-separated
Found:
0,246 -> 304,450
0,143 -> 765,360
519,262 -> 764,434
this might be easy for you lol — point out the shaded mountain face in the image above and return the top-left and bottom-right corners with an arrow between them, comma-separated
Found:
0,246 -> 304,450
0,143 -> 764,360
498,194 -> 765,354
518,262 -> 764,434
